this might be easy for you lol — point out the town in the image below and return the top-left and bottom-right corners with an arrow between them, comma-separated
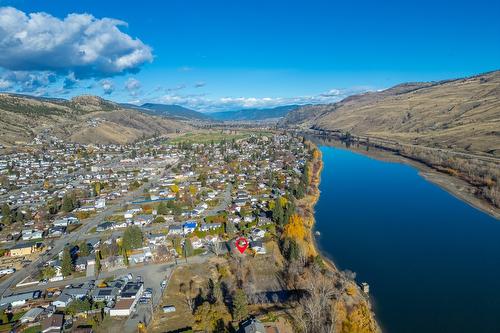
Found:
0,131 -> 323,333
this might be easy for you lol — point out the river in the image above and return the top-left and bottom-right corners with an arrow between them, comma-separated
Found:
314,144 -> 500,333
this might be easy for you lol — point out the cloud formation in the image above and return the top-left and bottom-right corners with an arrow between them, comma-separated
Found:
100,79 -> 114,95
154,87 -> 372,112
124,77 -> 141,96
0,7 -> 153,79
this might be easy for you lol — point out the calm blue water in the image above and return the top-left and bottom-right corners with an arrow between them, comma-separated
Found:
315,146 -> 500,333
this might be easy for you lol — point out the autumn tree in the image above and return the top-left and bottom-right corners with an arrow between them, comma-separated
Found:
283,214 -> 306,241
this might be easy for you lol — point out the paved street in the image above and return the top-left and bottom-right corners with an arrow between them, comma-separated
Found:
0,159 -> 178,297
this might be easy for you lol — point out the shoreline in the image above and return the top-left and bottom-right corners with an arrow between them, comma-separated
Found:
309,137 -> 500,220
301,140 -> 381,332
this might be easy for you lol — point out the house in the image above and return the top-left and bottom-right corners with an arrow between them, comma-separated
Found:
75,256 -> 92,272
47,226 -> 66,238
190,237 -> 203,249
20,307 -> 44,323
109,298 -> 136,317
52,293 -> 73,308
128,247 -> 152,264
133,214 -> 153,227
96,222 -> 113,232
251,228 -> 266,240
182,221 -> 197,235
92,287 -> 119,303
147,233 -> 166,245
200,223 -> 222,232
95,198 -> 106,209
9,243 -> 34,257
239,318 -> 265,333
41,313 -> 64,333
0,290 -> 41,307
250,240 -> 266,255
168,225 -> 183,236
119,282 -> 144,299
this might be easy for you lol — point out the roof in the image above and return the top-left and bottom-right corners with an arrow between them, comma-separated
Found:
114,298 -> 135,310
0,291 -> 40,305
20,307 -> 44,321
240,318 -> 266,333
42,313 -> 64,330
10,242 -> 33,250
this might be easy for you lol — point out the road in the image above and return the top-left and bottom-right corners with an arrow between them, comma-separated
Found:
0,158 -> 179,297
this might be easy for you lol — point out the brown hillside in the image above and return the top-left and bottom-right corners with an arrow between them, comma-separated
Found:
281,71 -> 500,156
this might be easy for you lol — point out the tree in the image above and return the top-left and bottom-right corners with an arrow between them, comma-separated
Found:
1,204 -> 11,224
79,242 -> 90,257
95,251 -> 101,275
283,214 -> 306,241
231,289 -> 248,321
41,266 -> 56,280
61,246 -> 73,277
122,226 -> 143,251
157,202 -> 169,215
184,238 -> 194,257
122,247 -> 129,266
272,197 -> 284,225
66,298 -> 92,316
62,194 -> 74,213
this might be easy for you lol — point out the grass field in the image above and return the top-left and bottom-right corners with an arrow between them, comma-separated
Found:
168,130 -> 271,144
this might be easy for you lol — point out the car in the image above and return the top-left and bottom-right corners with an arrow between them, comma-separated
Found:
145,287 -> 153,293
139,297 -> 150,304
161,280 -> 167,288
38,279 -> 48,285
162,305 -> 176,313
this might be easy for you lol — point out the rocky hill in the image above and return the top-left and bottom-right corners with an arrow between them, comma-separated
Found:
281,71 -> 500,156
0,94 -> 190,145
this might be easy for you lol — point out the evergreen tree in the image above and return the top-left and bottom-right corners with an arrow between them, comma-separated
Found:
272,197 -> 284,225
1,203 -> 11,223
62,194 -> 74,212
122,226 -> 143,251
184,238 -> 194,257
61,246 -> 73,277
122,247 -> 129,266
231,289 -> 248,321
95,251 -> 101,274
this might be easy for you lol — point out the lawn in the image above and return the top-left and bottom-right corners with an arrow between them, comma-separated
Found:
168,130 -> 265,144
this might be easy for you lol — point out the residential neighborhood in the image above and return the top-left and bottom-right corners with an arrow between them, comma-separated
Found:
0,132 -> 311,332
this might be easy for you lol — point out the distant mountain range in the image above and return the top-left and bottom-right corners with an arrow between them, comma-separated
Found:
209,105 -> 302,121
123,103 -> 302,121
133,103 -> 212,121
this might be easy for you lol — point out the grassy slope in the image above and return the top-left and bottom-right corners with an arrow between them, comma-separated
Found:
282,71 -> 500,156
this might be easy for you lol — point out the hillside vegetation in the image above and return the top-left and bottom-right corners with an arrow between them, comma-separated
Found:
0,94 -> 189,145
281,70 -> 500,156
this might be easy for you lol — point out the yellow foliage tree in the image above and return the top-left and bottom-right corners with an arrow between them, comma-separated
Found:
283,214 -> 306,241
170,184 -> 180,193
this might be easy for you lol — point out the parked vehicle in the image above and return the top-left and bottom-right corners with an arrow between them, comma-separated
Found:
162,305 -> 176,313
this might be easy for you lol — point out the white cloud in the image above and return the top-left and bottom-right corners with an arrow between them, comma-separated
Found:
124,77 -> 141,96
100,79 -> 114,95
0,6 -> 153,79
154,87 -> 372,112
0,78 -> 12,90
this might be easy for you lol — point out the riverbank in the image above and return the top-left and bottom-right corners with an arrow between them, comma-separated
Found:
309,136 -> 500,220
298,141 -> 381,333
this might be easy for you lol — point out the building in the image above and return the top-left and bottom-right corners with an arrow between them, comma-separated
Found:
0,290 -> 42,307
8,243 -> 34,257
109,298 -> 136,317
239,318 -> 266,333
20,307 -> 44,323
41,313 -> 64,333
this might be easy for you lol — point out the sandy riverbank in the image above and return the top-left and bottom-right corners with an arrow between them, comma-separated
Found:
310,137 -> 500,220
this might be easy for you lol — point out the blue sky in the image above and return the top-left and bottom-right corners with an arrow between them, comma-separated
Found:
0,0 -> 499,112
